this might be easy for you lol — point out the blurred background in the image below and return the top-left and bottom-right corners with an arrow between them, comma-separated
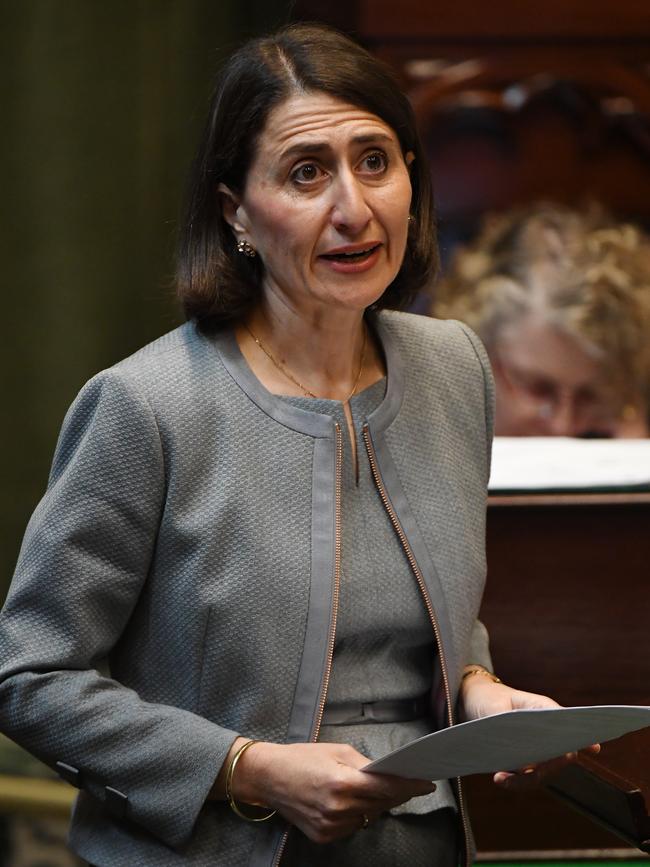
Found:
2,5 -> 288,858
1,1 -> 649,864
1,0 -> 291,603
3,0 -> 650,598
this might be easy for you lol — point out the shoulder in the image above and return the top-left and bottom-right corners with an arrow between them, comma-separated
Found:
59,321 -> 231,443
376,309 -> 490,371
111,320 -> 210,386
377,310 -> 494,459
81,321 -> 228,410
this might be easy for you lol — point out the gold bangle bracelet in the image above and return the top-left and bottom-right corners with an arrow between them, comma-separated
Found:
225,739 -> 277,822
462,666 -> 502,684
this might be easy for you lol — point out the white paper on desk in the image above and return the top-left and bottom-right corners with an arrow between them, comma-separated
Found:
489,437 -> 650,491
364,706 -> 650,780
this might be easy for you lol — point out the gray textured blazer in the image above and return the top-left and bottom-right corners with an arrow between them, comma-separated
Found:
0,310 -> 494,866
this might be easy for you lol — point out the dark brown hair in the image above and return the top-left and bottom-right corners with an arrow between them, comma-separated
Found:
176,23 -> 437,329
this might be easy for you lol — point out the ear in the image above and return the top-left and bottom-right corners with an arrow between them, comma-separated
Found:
405,151 -> 415,169
218,183 -> 248,234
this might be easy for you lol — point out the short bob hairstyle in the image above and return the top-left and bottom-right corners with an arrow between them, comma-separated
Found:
176,23 -> 437,329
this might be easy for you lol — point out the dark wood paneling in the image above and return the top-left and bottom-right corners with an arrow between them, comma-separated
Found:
294,0 -> 650,40
466,774 -> 631,853
484,497 -> 650,706
465,494 -> 650,855
293,1 -> 650,225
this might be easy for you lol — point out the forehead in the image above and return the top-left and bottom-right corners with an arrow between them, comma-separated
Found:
253,92 -> 399,160
500,315 -> 603,386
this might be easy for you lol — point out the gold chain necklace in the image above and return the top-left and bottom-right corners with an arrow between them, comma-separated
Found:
245,323 -> 367,402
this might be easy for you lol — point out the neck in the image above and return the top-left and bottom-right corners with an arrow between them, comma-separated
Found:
241,294 -> 374,401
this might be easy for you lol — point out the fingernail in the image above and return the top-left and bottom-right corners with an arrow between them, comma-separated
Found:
523,767 -> 536,775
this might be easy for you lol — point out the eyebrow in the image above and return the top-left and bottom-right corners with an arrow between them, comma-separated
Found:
279,132 -> 397,162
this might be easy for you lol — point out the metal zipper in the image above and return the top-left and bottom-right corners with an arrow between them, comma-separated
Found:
272,422 -> 344,867
362,424 -> 472,867
312,422 -> 344,738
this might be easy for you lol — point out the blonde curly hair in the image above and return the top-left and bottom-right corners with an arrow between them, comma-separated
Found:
434,202 -> 650,408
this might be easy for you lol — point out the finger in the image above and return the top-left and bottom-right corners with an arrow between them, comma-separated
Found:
281,802 -> 366,845
344,775 -> 436,817
302,818 -> 363,844
494,752 -> 579,791
359,775 -> 437,804
314,809 -> 380,844
510,689 -> 562,710
493,769 -> 541,790
506,752 -> 574,777
353,791 -> 434,816
339,746 -> 373,770
346,787 -> 435,816
493,770 -> 514,786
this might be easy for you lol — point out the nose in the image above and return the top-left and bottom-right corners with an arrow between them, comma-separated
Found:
330,170 -> 372,234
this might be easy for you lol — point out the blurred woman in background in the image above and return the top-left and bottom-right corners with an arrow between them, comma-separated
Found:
434,202 -> 650,437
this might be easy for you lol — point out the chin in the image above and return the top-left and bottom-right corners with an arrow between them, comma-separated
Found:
323,285 -> 390,313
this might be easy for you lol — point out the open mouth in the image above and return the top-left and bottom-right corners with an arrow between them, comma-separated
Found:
320,244 -> 381,262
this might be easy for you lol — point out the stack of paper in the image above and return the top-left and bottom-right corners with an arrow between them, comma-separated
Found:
489,437 -> 650,492
365,705 -> 650,779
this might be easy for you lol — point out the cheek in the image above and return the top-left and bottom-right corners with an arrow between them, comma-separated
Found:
392,168 -> 413,207
250,201 -> 318,257
249,203 -> 287,239
385,206 -> 409,255
380,181 -> 412,246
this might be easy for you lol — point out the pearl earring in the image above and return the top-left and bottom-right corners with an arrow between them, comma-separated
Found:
236,239 -> 257,258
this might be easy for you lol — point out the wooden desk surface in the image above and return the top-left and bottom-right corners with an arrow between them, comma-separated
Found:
489,491 -> 650,508
467,491 -> 650,856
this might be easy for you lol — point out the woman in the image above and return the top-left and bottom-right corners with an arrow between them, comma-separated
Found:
0,24 -> 566,867
434,202 -> 650,438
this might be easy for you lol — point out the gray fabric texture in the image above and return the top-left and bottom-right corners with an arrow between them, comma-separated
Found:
281,807 -> 459,867
0,311 -> 494,866
283,381 -> 456,816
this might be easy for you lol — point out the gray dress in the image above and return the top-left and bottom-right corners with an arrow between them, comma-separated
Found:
279,381 -> 459,866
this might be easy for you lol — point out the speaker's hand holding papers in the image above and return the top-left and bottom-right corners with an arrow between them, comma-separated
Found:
364,706 -> 650,784
457,675 -> 600,790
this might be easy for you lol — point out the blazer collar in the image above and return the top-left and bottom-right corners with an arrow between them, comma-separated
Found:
211,311 -> 404,439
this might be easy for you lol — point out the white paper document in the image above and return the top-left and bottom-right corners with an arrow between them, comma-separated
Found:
489,437 -> 650,492
364,705 -> 650,780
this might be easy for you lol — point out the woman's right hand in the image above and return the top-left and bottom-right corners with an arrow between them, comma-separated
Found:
217,739 -> 436,843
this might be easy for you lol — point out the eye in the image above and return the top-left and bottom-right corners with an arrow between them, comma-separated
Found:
290,162 -> 326,185
358,150 -> 388,174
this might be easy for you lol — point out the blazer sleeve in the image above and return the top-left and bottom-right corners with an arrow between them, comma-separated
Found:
0,369 -> 239,850
455,321 -> 495,483
467,619 -> 493,672
456,322 -> 495,673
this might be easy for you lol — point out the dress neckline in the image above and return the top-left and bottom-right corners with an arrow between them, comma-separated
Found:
209,311 -> 404,439
278,376 -> 387,409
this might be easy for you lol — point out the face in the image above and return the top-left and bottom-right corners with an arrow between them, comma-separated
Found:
220,92 -> 413,316
491,315 -> 647,438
